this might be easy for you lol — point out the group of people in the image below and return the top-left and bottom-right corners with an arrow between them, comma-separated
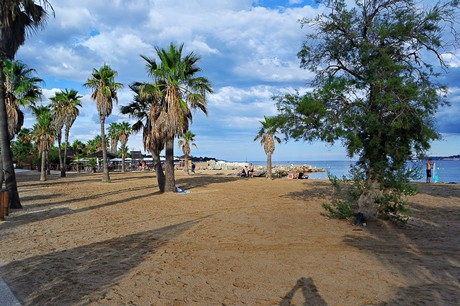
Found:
240,163 -> 255,177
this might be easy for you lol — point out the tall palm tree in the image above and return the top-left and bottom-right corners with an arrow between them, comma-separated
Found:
121,83 -> 166,191
32,107 -> 55,181
50,89 -> 82,177
61,89 -> 82,176
84,64 -> 122,182
108,122 -> 120,155
0,0 -> 53,208
254,116 -> 282,180
4,59 -> 43,138
0,60 -> 42,189
49,91 -> 66,177
142,43 -> 212,192
178,130 -> 197,175
118,121 -> 132,173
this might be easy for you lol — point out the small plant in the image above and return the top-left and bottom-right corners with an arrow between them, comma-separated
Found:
323,163 -> 418,222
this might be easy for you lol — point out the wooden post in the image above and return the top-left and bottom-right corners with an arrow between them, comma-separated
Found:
0,190 -> 9,221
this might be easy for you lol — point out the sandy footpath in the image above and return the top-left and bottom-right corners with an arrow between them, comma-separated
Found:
0,170 -> 459,305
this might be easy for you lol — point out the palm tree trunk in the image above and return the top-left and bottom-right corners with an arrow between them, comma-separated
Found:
152,148 -> 165,193
100,117 -> 110,182
0,61 -> 22,209
40,151 -> 46,181
184,154 -> 190,175
62,128 -> 70,177
267,152 -> 273,179
164,137 -> 176,192
121,151 -> 125,173
46,151 -> 50,175
57,131 -> 64,177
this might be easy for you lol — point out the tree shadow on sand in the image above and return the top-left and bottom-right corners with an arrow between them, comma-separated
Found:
175,175 -> 240,191
344,203 -> 460,305
1,186 -> 159,228
0,219 -> 200,306
279,277 -> 328,306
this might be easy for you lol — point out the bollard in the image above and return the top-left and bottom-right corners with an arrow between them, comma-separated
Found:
0,190 -> 9,221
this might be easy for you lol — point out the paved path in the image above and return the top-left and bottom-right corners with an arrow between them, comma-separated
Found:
0,277 -> 20,306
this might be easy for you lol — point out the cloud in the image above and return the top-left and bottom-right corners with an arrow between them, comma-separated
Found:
13,0 -> 460,161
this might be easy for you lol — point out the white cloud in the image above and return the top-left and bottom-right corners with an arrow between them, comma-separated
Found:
13,0 -> 460,161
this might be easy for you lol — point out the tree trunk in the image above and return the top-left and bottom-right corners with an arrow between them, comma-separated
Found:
0,150 -> 4,188
266,152 -> 273,179
0,61 -> 22,209
62,128 -> 70,177
100,117 -> 110,182
184,154 -> 189,175
357,179 -> 382,221
121,151 -> 125,173
40,151 -> 46,181
152,148 -> 165,193
164,137 -> 176,192
57,131 -> 64,177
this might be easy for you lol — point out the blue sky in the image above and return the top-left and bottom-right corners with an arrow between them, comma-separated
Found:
15,0 -> 460,162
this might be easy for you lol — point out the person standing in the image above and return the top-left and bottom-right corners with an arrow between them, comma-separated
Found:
426,159 -> 433,183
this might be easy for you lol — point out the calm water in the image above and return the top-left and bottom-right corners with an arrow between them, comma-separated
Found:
249,160 -> 460,183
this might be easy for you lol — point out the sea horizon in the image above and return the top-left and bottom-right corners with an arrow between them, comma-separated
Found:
234,159 -> 460,183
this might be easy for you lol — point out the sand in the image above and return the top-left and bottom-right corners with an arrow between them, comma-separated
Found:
0,169 -> 459,305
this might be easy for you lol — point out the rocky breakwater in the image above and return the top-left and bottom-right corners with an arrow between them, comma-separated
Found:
203,160 -> 325,178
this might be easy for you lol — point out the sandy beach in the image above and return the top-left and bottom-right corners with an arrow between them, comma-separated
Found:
0,169 -> 459,305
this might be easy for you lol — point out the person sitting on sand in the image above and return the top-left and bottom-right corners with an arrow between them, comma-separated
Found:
248,163 -> 255,177
240,167 -> 247,177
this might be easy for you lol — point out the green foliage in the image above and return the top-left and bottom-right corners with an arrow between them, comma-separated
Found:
273,0 -> 458,218
324,164 -> 418,221
322,167 -> 364,219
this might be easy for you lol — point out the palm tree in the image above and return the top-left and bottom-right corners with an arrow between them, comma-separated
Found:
0,60 -> 42,189
49,91 -> 66,177
121,83 -> 166,191
4,59 -> 43,138
86,135 -> 107,155
118,121 -> 132,173
50,89 -> 82,177
108,122 -> 121,155
142,43 -> 213,192
32,107 -> 55,181
254,116 -> 282,180
0,0 -> 53,208
84,64 -> 122,182
178,130 -> 197,175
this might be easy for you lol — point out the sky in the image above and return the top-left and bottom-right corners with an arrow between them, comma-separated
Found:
14,0 -> 460,162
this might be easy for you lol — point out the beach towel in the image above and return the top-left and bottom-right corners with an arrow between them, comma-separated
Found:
176,186 -> 190,194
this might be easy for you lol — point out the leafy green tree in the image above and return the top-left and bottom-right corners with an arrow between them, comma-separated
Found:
12,128 -> 37,170
121,83 -> 166,192
254,116 -> 282,180
274,0 -> 459,219
0,0 -> 53,208
178,130 -> 197,175
84,64 -> 122,182
142,43 -> 213,192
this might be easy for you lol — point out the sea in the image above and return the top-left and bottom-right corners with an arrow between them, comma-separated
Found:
248,160 -> 460,183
